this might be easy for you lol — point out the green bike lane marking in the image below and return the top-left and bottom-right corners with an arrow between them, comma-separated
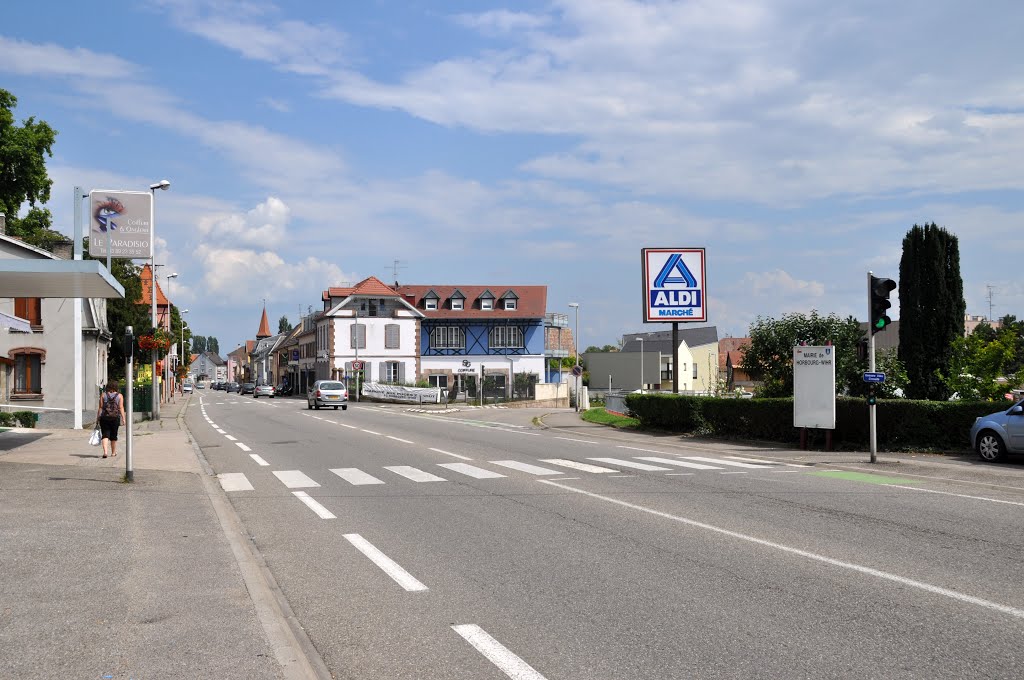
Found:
809,470 -> 920,485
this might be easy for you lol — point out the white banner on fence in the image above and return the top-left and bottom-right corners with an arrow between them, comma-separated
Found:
361,383 -> 442,404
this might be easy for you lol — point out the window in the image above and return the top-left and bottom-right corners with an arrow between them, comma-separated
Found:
451,299 -> 463,310
14,298 -> 42,328
429,326 -> 465,349
368,300 -> 378,317
481,299 -> 493,310
13,352 -> 42,395
425,299 -> 438,310
693,363 -> 698,379
383,361 -> 400,383
350,323 -> 366,349
428,374 -> 448,389
385,324 -> 400,349
489,326 -> 524,349
504,299 -> 517,311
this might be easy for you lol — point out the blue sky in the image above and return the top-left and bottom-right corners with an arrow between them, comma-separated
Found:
3,1 -> 1023,353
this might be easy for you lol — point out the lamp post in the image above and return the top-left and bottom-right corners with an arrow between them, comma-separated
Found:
569,302 -> 580,412
180,309 -> 189,389
149,179 -> 170,418
166,272 -> 178,401
639,337 -> 644,394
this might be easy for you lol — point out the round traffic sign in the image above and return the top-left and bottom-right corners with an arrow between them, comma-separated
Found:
351,360 -> 363,370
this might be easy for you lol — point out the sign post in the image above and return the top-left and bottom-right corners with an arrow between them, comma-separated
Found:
793,345 -> 836,448
124,326 -> 134,483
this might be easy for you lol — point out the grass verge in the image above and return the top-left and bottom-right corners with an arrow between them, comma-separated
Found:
581,407 -> 640,429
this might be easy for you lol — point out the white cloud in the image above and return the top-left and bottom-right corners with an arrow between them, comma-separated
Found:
194,243 -> 348,304
0,36 -> 139,79
197,196 -> 291,247
454,10 -> 551,34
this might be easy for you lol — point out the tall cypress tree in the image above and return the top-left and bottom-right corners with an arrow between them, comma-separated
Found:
898,223 -> 966,400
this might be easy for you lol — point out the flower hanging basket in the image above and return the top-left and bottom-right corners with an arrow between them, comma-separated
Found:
139,335 -> 172,351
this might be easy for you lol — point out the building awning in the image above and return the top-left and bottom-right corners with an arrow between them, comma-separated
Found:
0,259 -> 125,298
0,310 -> 32,332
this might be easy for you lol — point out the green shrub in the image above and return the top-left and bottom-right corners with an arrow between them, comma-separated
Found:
13,411 -> 37,428
624,393 -> 999,451
0,412 -> 14,426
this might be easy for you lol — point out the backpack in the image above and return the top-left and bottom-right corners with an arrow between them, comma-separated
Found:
102,392 -> 120,418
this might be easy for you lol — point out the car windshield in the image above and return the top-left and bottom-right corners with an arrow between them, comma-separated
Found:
320,382 -> 344,390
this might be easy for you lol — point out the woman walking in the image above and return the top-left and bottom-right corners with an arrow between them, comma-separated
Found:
96,381 -> 125,459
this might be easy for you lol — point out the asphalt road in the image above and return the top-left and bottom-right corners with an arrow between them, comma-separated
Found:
187,393 -> 1024,679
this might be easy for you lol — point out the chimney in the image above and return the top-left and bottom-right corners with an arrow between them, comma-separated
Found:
52,240 -> 74,260
0,213 -> 5,235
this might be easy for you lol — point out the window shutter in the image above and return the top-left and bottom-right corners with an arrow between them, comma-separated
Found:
359,324 -> 366,349
386,324 -> 399,349
398,362 -> 406,383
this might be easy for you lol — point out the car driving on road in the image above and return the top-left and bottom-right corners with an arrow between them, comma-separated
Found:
307,380 -> 348,410
970,399 -> 1024,462
254,384 -> 276,398
240,382 -> 256,395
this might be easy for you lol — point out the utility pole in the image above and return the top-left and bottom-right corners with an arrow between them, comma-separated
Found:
987,285 -> 996,322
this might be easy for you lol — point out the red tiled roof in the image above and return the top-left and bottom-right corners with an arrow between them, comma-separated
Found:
137,264 -> 169,306
322,276 -> 400,302
719,337 -> 751,372
256,307 -> 271,338
397,285 -> 547,319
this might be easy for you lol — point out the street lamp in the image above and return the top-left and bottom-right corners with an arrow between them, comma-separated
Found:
639,337 -> 644,394
569,302 -> 580,412
149,179 -> 170,418
180,309 -> 189,387
166,272 -> 178,401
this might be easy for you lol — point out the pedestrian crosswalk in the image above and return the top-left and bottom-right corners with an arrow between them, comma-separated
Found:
217,453 -> 797,493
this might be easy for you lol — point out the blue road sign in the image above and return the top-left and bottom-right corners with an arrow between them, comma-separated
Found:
863,372 -> 886,383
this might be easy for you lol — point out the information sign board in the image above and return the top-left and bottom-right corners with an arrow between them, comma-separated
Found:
88,190 -> 154,259
793,345 -> 836,429
862,372 -> 886,383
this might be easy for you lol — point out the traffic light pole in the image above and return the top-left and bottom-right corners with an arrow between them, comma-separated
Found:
867,272 -> 877,463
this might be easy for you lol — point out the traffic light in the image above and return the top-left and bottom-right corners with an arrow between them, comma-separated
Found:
870,275 -> 896,335
867,384 -> 878,406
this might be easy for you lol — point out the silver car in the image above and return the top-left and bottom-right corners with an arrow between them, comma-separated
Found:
969,399 -> 1024,462
307,380 -> 348,410
253,384 -> 276,398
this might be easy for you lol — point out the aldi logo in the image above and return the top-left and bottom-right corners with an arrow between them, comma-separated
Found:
642,247 -> 707,323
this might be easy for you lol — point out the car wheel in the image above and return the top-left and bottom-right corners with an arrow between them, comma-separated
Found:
342,405 -> 347,411
977,431 -> 1006,462
315,403 -> 321,410
334,406 -> 338,410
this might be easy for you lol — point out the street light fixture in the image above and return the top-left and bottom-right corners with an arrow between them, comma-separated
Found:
569,303 -> 580,412
639,337 -> 644,394
149,179 -> 170,419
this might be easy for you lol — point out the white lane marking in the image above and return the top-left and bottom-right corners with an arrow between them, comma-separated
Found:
540,480 -> 1024,621
551,477 -> 580,480
250,454 -> 270,466
236,442 -> 252,452
720,471 -> 748,475
491,460 -> 562,476
362,429 -> 382,435
429,447 -> 472,461
331,468 -> 385,485
215,402 -> 224,405
384,466 -> 447,483
452,624 -> 547,680
439,463 -> 507,479
339,423 -> 358,429
214,428 -> 225,434
312,416 -> 324,420
553,436 -> 598,444
682,456 -> 773,469
588,457 -> 671,471
387,436 -> 414,444
888,484 -> 1024,507
636,456 -> 721,470
272,470 -> 321,489
540,459 -> 617,473
292,491 -> 336,519
344,534 -> 428,592
218,473 -> 253,492
225,435 -> 237,441
666,473 -> 694,476
727,455 -> 813,468
608,475 -> 636,478
504,429 -> 540,436
618,445 -> 674,455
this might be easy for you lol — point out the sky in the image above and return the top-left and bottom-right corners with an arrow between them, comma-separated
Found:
3,0 -> 1023,354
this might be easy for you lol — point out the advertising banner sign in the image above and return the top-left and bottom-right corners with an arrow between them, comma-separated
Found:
793,345 -> 836,429
641,247 -> 707,323
88,190 -> 154,259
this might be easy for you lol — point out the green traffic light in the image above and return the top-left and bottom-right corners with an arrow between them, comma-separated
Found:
874,318 -> 885,329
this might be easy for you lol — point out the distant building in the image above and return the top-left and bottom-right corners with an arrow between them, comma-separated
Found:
585,326 -> 720,393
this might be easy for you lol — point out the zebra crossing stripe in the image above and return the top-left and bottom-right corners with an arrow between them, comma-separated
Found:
218,473 -> 253,492
681,456 -> 772,469
540,459 -> 618,473
273,470 -> 321,488
384,466 -> 447,482
636,456 -> 721,470
490,460 -> 562,475
331,468 -> 385,485
587,457 -> 671,471
438,463 -> 506,479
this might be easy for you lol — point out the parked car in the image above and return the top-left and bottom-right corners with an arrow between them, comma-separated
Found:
211,382 -> 223,390
275,383 -> 291,396
225,382 -> 240,393
970,400 -> 1024,462
254,384 -> 276,398
182,381 -> 194,393
240,382 -> 256,395
307,380 -> 348,410
196,382 -> 206,389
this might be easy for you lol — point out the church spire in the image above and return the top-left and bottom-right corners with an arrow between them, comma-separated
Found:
256,303 -> 271,339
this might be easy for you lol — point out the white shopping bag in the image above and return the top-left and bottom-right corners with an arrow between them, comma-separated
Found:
89,428 -> 102,446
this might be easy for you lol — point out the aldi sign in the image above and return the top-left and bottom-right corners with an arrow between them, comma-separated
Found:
641,247 -> 707,323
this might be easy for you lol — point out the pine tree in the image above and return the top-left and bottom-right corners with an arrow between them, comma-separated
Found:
897,223 -> 966,400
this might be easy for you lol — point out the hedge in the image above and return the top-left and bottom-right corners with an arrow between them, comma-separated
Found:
0,411 -> 38,428
623,393 -> 1001,451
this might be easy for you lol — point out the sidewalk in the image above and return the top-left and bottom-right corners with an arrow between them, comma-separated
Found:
0,394 -> 305,680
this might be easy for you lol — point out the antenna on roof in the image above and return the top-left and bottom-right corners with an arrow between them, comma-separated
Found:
391,259 -> 408,286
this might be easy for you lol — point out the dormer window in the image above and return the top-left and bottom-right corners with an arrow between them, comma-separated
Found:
426,299 -> 438,310
481,299 -> 493,310
504,299 -> 517,311
451,299 -> 463,310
